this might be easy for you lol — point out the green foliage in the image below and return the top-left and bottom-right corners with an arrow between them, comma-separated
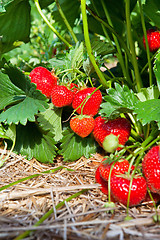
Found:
14,121 -> 57,163
59,129 -> 97,161
100,83 -> 139,118
0,0 -> 31,54
0,65 -> 48,125
143,0 -> 160,28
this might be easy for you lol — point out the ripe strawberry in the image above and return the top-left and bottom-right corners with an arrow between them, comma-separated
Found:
51,85 -> 74,107
95,166 -> 108,195
72,87 -> 102,116
70,115 -> 95,138
29,66 -> 57,98
93,116 -> 131,151
69,83 -> 79,95
142,145 -> 160,194
99,159 -> 134,181
143,29 -> 160,52
110,175 -> 147,207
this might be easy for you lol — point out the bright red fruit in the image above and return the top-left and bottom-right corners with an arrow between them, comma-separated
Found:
143,29 -> 160,52
93,116 -> 131,150
142,145 -> 160,194
72,87 -> 102,116
99,159 -> 134,181
70,115 -> 95,138
95,166 -> 108,195
110,175 -> 147,207
29,66 -> 57,98
51,85 -> 74,107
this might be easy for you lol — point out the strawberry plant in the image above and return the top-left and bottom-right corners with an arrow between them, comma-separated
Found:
1,0 -> 160,208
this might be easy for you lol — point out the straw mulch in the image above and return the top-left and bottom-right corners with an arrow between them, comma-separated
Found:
0,149 -> 160,240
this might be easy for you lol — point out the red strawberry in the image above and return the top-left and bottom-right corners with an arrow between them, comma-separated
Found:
69,83 -> 79,95
110,175 -> 147,207
143,29 -> 160,52
99,159 -> 134,181
142,145 -> 160,194
93,116 -> 131,151
95,166 -> 108,195
70,115 -> 95,138
51,85 -> 74,107
29,66 -> 57,98
72,87 -> 102,116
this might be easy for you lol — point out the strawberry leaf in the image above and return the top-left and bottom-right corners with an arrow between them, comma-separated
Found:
100,83 -> 139,117
0,65 -> 49,125
154,51 -> 160,92
37,103 -> 63,142
59,129 -> 97,161
134,99 -> 160,128
14,122 -> 57,163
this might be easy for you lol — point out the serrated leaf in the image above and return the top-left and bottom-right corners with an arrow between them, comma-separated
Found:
0,0 -> 31,54
14,122 -> 57,163
136,86 -> 159,101
100,83 -> 139,117
37,103 -> 63,142
0,65 -> 49,125
134,99 -> 160,128
59,129 -> 97,161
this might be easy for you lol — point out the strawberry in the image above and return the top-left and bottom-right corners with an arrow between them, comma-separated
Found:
110,175 -> 147,207
29,66 -> 57,98
142,145 -> 160,194
72,87 -> 102,116
143,192 -> 160,206
51,85 -> 74,107
69,83 -> 79,95
93,116 -> 131,151
99,159 -> 134,181
70,115 -> 95,138
143,29 -> 160,52
95,166 -> 108,195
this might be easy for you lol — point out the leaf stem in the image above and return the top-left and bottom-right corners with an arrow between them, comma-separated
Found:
125,0 -> 143,92
34,0 -> 72,48
55,0 -> 78,44
138,0 -> 152,86
80,0 -> 109,88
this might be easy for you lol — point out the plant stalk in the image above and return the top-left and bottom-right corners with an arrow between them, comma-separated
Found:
34,0 -> 72,48
55,0 -> 78,44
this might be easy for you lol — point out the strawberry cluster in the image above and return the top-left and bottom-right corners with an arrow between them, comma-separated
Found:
95,145 -> 160,207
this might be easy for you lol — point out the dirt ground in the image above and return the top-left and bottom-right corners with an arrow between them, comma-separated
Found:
0,149 -> 160,240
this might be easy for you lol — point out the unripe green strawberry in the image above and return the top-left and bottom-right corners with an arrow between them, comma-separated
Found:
72,87 -> 102,116
102,134 -> 119,153
29,66 -> 57,98
142,145 -> 160,194
143,29 -> 160,52
110,175 -> 147,207
70,115 -> 95,138
51,85 -> 74,107
93,116 -> 131,151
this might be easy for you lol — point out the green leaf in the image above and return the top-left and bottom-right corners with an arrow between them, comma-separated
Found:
134,99 -> 160,128
0,65 -> 49,125
154,51 -> 160,92
59,129 -> 97,161
100,83 -> 139,118
14,122 -> 57,163
136,86 -> 160,101
143,0 -> 160,28
0,0 -> 31,54
52,0 -> 80,30
37,103 -> 63,142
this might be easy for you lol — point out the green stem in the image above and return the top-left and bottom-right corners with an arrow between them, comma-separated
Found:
34,0 -> 72,48
14,189 -> 87,240
138,0 -> 152,86
125,0 -> 143,92
55,0 -> 78,44
81,0 -> 109,88
101,0 -> 132,87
